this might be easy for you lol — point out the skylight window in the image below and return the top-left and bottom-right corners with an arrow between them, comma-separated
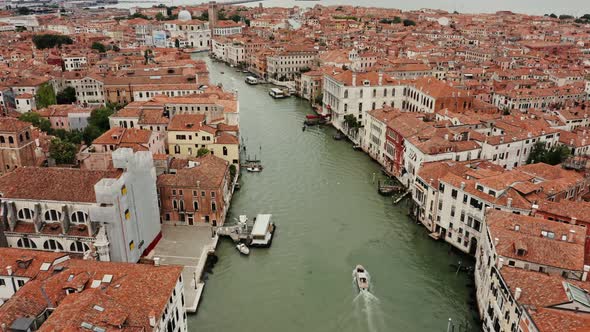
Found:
566,283 -> 590,308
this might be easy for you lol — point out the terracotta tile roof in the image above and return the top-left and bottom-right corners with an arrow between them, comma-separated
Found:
0,248 -> 182,332
158,154 -> 228,189
93,127 -> 153,146
486,209 -> 586,271
0,167 -> 122,203
167,114 -> 206,131
0,117 -> 31,133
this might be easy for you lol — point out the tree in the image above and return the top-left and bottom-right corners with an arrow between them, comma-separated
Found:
17,7 -> 31,15
91,42 -> 107,53
229,164 -> 237,181
230,14 -> 242,23
49,138 -> 77,164
36,83 -> 57,109
88,105 -> 116,132
32,34 -> 73,49
112,45 -> 120,52
56,87 -> 77,104
559,14 -> 574,20
19,112 -> 51,133
198,11 -> 209,21
379,17 -> 402,24
527,142 -> 570,165
197,148 -> 210,157
344,114 -> 361,134
403,19 -> 416,26
155,12 -> 165,21
82,125 -> 102,145
549,13 -> 558,18
129,12 -> 149,19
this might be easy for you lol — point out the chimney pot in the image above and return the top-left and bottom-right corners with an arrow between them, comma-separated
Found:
583,265 -> 590,282
6,266 -> 12,276
515,287 -> 522,301
568,230 -> 576,243
498,257 -> 504,269
149,310 -> 157,327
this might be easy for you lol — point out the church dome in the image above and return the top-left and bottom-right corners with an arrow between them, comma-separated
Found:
178,10 -> 192,21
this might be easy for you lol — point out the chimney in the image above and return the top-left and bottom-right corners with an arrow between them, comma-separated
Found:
352,73 -> 357,87
444,134 -> 449,141
583,265 -> 590,282
498,257 -> 504,269
514,287 -> 522,301
494,237 -> 499,246
571,217 -> 577,225
507,198 -> 512,208
6,266 -> 12,276
378,71 -> 383,86
154,257 -> 160,266
149,310 -> 157,327
514,224 -> 520,231
460,182 -> 466,190
568,230 -> 575,243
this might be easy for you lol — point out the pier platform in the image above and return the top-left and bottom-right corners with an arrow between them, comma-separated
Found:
150,225 -> 218,313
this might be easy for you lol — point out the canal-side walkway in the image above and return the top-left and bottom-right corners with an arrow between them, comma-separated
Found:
149,225 -> 218,313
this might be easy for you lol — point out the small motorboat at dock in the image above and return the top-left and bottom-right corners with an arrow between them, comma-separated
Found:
236,243 -> 250,255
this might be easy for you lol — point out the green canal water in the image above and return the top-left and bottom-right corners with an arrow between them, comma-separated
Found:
189,54 -> 479,332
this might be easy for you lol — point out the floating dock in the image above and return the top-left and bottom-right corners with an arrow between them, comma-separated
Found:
216,214 -> 275,247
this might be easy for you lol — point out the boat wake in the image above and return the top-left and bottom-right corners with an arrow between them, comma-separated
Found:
353,290 -> 385,332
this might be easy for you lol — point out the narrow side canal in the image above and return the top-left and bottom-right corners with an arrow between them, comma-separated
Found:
189,54 -> 479,332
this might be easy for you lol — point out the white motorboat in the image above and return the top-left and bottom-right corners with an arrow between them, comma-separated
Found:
236,243 -> 250,255
246,165 -> 262,172
354,265 -> 369,291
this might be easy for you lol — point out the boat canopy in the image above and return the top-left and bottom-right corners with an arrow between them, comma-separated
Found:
252,214 -> 272,237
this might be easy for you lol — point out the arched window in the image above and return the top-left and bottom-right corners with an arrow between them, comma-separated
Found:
71,211 -> 88,223
25,131 -> 30,140
19,134 -> 23,142
17,238 -> 37,249
0,136 -> 4,143
344,90 -> 348,98
43,239 -> 63,251
8,136 -> 14,144
70,241 -> 90,253
17,208 -> 34,220
223,146 -> 228,156
44,210 -> 61,222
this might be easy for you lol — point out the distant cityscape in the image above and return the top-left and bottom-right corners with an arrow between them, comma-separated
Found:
0,2 -> 589,332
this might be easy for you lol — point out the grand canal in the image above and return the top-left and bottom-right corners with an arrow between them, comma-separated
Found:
189,54 -> 478,332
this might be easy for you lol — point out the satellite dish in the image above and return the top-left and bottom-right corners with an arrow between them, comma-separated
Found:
438,17 -> 450,26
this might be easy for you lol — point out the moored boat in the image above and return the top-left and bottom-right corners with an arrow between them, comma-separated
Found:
245,76 -> 259,85
236,243 -> 250,255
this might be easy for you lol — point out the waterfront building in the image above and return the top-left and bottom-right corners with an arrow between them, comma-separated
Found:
0,118 -> 38,175
267,46 -> 318,82
0,247 -> 186,332
414,161 -> 588,254
167,114 -> 239,165
212,20 -> 243,36
475,210 -> 590,332
322,71 -> 404,139
157,154 -> 232,226
163,17 -> 211,51
0,149 -> 161,263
